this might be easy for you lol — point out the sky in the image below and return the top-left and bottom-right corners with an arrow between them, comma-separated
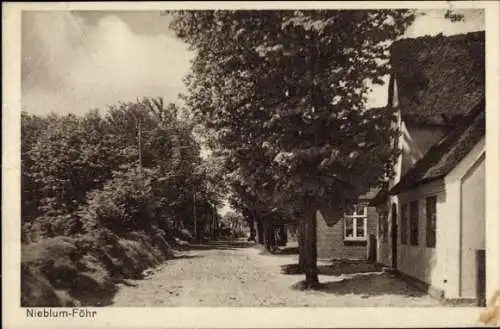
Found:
21,11 -> 193,116
21,9 -> 485,116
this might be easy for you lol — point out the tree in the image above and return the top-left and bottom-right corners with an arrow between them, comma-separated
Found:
104,98 -> 217,233
22,111 -> 117,218
21,97 -> 222,242
170,10 -> 416,287
227,177 -> 268,243
170,10 -> 414,286
21,112 -> 51,220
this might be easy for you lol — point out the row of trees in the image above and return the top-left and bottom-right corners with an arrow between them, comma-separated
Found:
21,9 -> 466,287
169,9 -> 419,287
21,98 -> 223,243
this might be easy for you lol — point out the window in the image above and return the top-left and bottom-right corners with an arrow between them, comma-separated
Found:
401,204 -> 408,244
344,204 -> 367,241
409,201 -> 419,246
426,196 -> 437,248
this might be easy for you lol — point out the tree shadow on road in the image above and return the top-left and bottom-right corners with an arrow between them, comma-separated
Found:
283,259 -> 429,299
260,246 -> 299,256
184,240 -> 256,251
114,278 -> 139,287
172,254 -> 204,260
281,259 -> 383,276
276,246 -> 298,255
290,272 -> 428,298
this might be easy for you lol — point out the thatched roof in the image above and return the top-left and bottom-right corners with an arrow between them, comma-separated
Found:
391,31 -> 485,126
358,187 -> 381,201
390,99 -> 485,195
368,183 -> 389,207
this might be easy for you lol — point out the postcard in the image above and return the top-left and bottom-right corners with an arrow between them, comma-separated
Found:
3,1 -> 499,328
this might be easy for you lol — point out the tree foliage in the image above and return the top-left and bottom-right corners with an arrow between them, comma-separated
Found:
22,111 -> 116,219
170,9 -> 416,285
170,10 -> 413,211
79,166 -> 175,235
21,98 -> 221,243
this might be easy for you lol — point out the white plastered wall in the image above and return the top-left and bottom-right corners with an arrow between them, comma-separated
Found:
442,137 -> 485,299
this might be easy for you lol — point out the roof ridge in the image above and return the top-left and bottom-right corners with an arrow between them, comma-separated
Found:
390,29 -> 484,125
390,99 -> 485,194
393,30 -> 485,46
432,98 -> 484,147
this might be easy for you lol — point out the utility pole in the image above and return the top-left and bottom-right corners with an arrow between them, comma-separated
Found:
193,188 -> 197,242
212,204 -> 216,240
137,119 -> 143,177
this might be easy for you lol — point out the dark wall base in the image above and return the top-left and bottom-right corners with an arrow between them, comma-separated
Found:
379,264 -> 480,307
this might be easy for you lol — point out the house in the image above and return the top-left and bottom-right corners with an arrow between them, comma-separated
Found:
316,188 -> 379,260
370,31 -> 486,304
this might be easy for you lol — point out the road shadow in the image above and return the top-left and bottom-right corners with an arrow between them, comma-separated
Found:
113,278 -> 139,287
290,272 -> 427,298
281,259 -> 383,276
172,254 -> 204,260
258,245 -> 299,256
283,259 -> 428,299
276,246 -> 299,255
271,246 -> 299,255
184,240 -> 256,251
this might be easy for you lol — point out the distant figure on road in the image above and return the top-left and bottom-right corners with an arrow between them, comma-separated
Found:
276,225 -> 287,247
265,224 -> 287,252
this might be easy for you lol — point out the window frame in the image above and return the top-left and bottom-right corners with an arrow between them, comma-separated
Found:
409,200 -> 419,246
400,204 -> 408,245
426,196 -> 437,248
343,204 -> 368,241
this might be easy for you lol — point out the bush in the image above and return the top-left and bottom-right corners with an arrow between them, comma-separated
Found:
21,228 -> 175,307
20,99 -> 223,306
22,236 -> 80,263
21,100 -> 222,243
176,228 -> 194,243
68,272 -> 117,307
22,112 -> 117,222
78,167 -> 170,235
22,214 -> 84,244
21,264 -> 63,307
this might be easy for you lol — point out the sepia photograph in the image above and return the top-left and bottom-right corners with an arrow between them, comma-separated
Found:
3,1 -> 500,328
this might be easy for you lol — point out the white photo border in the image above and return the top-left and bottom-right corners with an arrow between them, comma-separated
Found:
3,1 -> 499,328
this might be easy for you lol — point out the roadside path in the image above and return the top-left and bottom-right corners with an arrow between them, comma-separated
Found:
111,240 -> 440,307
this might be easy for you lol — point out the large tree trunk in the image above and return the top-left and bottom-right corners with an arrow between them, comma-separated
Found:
267,223 -> 276,251
249,218 -> 256,241
242,208 -> 255,241
256,216 -> 264,244
263,219 -> 272,250
303,205 -> 319,287
245,210 -> 256,241
277,225 -> 287,246
297,216 -> 306,273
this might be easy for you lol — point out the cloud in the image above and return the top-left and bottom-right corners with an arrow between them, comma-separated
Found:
22,10 -> 484,115
22,11 -> 193,116
404,9 -> 485,38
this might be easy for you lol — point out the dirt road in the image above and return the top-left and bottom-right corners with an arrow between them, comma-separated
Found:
111,241 -> 440,307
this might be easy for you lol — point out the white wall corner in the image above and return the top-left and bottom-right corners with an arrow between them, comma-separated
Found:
440,179 -> 461,298
445,137 -> 485,184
